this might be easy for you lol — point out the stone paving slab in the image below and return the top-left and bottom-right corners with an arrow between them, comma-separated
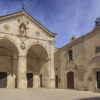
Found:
0,88 -> 100,100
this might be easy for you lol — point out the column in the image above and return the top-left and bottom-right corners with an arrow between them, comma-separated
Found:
12,54 -> 17,88
33,73 -> 39,88
7,73 -> 13,88
17,55 -> 27,88
48,41 -> 55,88
49,53 -> 55,88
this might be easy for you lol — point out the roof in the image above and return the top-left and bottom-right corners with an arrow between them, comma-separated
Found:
59,26 -> 100,50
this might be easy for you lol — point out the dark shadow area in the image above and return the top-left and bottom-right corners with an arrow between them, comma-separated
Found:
78,97 -> 100,100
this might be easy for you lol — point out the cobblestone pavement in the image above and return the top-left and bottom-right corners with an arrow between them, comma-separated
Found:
0,88 -> 100,100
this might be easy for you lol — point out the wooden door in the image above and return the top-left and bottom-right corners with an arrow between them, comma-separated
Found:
0,72 -> 7,88
55,75 -> 58,88
67,72 -> 74,89
27,73 -> 33,88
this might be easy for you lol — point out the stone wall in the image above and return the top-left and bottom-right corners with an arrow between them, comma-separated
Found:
54,26 -> 100,91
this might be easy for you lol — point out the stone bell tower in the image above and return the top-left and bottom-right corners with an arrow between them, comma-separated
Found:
95,18 -> 100,26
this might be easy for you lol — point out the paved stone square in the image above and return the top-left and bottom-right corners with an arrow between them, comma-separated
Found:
0,88 -> 100,100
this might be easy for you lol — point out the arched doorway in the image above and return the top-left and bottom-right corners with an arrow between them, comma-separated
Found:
0,39 -> 18,88
67,72 -> 74,89
27,44 -> 48,88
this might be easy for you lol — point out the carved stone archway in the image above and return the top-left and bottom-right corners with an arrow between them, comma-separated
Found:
27,44 -> 49,88
0,38 -> 19,88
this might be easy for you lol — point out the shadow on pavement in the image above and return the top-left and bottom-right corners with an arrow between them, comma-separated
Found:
78,97 -> 100,100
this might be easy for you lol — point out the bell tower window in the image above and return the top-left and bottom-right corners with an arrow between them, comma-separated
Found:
96,47 -> 100,53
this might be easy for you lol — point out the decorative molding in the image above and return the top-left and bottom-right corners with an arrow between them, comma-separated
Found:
0,11 -> 56,37
20,41 -> 25,50
49,40 -> 55,45
36,31 -> 40,37
4,24 -> 10,31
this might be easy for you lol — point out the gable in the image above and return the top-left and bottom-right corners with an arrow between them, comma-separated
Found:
0,10 -> 56,40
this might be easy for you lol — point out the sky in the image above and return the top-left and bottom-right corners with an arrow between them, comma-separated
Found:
0,0 -> 100,48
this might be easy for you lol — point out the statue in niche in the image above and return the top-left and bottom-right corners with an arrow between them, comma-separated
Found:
19,23 -> 26,36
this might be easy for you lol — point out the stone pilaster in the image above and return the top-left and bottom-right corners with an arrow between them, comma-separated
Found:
33,73 -> 39,88
7,73 -> 13,88
17,55 -> 27,88
12,54 -> 17,88
49,41 -> 55,88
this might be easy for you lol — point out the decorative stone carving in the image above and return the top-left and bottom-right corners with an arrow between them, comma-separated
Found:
36,31 -> 40,36
49,41 -> 55,45
20,41 -> 25,50
16,15 -> 30,25
4,24 -> 9,31
19,23 -> 27,36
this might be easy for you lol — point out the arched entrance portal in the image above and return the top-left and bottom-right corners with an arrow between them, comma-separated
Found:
67,72 -> 74,89
27,44 -> 48,88
0,39 -> 18,88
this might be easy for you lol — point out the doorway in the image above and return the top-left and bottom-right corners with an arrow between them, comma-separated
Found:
0,72 -> 7,88
67,72 -> 74,89
27,73 -> 33,88
97,71 -> 100,89
55,75 -> 58,88
40,74 -> 42,87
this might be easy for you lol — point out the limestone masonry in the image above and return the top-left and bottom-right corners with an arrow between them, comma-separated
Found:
0,9 -> 100,91
55,17 -> 100,91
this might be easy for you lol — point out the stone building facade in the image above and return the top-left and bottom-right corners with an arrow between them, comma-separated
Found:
0,9 -> 56,88
55,19 -> 100,91
0,9 -> 100,92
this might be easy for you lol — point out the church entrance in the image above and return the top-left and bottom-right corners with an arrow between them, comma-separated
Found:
27,73 -> 33,88
97,71 -> 100,89
67,72 -> 74,89
27,44 -> 49,88
0,72 -> 7,88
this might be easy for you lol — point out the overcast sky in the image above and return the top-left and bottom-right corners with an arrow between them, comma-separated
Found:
0,0 -> 100,48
